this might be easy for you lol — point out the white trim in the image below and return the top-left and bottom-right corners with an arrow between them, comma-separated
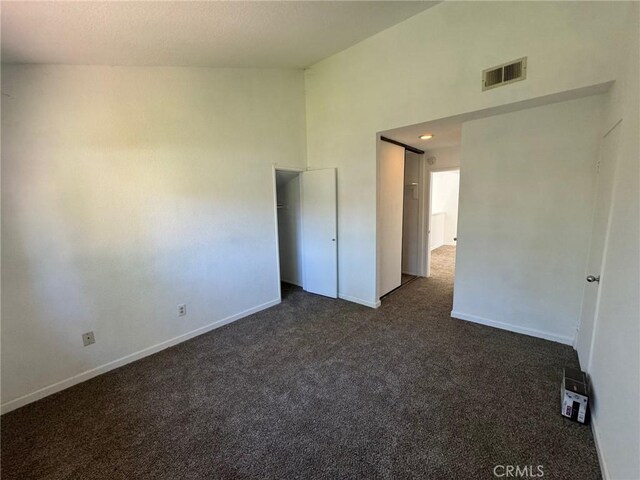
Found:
450,310 -> 575,345
1,298 -> 281,415
273,164 -> 305,173
272,165 -> 283,301
339,293 -> 381,309
416,152 -> 427,277
603,118 -> 623,139
590,417 -> 610,480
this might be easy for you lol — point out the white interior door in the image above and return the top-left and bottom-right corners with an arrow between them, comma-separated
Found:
301,168 -> 338,298
576,121 -> 621,367
378,141 -> 405,297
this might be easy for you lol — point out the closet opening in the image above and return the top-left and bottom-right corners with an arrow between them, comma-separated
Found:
275,168 -> 304,300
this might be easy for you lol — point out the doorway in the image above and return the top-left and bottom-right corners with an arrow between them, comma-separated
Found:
275,168 -> 304,299
377,124 -> 462,300
427,168 -> 460,281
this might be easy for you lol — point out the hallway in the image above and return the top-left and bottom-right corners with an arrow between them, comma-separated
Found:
429,245 -> 456,280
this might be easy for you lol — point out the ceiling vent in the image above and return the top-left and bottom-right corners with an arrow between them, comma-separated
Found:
482,57 -> 527,91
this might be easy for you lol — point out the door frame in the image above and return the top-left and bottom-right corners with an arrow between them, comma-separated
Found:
422,166 -> 461,277
272,164 -> 305,301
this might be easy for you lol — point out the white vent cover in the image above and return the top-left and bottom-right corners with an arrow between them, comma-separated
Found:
482,57 -> 527,91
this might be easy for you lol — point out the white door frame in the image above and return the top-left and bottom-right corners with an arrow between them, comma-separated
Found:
272,164 -> 305,301
422,166 -> 460,277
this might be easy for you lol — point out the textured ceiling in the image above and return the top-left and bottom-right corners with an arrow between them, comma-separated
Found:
1,1 -> 438,67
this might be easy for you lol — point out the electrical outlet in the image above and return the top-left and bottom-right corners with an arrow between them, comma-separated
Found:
82,331 -> 95,347
177,304 -> 187,317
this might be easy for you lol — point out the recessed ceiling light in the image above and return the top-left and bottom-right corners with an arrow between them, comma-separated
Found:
419,134 -> 434,140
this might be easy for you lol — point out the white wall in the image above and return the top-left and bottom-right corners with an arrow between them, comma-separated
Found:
305,1 -> 633,307
577,8 -> 640,479
1,65 -> 307,410
276,174 -> 303,286
452,95 -> 604,344
431,170 -> 459,246
401,151 -> 420,275
429,213 -> 445,251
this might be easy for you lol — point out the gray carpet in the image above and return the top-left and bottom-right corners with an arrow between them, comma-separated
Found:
400,273 -> 417,285
1,246 -> 601,479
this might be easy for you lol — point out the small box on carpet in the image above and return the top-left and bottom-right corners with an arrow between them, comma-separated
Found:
561,367 -> 589,424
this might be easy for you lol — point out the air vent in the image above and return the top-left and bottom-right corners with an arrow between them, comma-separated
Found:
482,57 -> 527,91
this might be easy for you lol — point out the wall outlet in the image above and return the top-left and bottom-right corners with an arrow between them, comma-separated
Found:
177,304 -> 187,317
82,331 -> 95,347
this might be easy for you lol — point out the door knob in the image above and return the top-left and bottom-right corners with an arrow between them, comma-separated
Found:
586,275 -> 600,283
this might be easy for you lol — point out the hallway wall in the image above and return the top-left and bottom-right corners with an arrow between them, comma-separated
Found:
452,95 -> 604,344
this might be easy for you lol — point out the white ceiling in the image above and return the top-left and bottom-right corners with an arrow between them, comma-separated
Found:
1,1 -> 438,68
382,120 -> 462,151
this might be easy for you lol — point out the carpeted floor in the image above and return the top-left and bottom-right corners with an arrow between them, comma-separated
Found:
400,273 -> 416,285
1,246 -> 601,479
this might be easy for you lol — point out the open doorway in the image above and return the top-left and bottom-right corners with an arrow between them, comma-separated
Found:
377,85 -> 611,343
275,168 -> 304,300
427,168 -> 460,282
378,122 -> 462,299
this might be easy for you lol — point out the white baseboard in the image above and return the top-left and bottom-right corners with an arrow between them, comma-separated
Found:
590,416 -> 610,480
280,278 -> 302,287
450,311 -> 575,345
339,293 -> 381,309
1,298 -> 281,415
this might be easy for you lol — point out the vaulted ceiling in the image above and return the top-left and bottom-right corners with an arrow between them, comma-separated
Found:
1,1 -> 438,68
